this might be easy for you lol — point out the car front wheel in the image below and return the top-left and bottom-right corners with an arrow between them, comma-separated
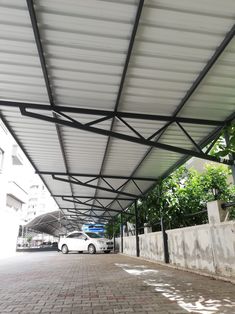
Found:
88,244 -> 96,254
61,244 -> 69,254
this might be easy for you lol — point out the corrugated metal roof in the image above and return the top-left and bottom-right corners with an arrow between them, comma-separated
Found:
25,211 -> 81,236
0,0 -> 234,232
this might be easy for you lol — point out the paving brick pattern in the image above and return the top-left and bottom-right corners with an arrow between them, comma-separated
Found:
0,252 -> 234,314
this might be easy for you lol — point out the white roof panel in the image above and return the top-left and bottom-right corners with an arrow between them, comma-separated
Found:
0,0 -> 234,226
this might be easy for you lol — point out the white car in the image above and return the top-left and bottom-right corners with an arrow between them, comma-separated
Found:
58,231 -> 113,254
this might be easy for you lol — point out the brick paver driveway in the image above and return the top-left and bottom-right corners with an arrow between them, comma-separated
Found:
0,252 -> 234,314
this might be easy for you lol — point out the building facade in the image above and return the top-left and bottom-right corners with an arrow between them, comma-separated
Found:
0,119 -> 58,256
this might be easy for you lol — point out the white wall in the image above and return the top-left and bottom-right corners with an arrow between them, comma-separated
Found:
0,210 -> 20,258
139,232 -> 164,262
167,221 -> 235,278
207,222 -> 235,277
118,221 -> 235,279
167,224 -> 215,273
123,235 -> 136,256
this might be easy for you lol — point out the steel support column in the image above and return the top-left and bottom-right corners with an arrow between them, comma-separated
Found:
225,130 -> 235,184
134,200 -> 140,257
120,213 -> 123,253
161,217 -> 169,264
113,221 -> 116,253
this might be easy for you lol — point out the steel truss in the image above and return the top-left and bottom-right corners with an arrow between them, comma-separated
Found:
0,101 -> 232,165
60,207 -> 133,216
65,210 -> 111,222
50,174 -> 146,197
0,0 -> 234,231
58,195 -> 133,212
63,196 -> 124,212
38,171 -> 156,182
63,209 -> 113,223
53,195 -> 134,201
66,217 -> 95,225
61,197 -> 134,216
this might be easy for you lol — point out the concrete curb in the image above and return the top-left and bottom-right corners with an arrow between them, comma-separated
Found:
119,253 -> 235,285
16,247 -> 58,253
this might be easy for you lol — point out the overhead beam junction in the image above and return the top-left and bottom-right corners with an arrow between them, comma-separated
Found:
0,100 -> 233,166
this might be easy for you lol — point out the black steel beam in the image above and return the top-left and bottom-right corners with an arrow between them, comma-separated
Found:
67,213 -> 110,221
176,122 -> 203,153
67,216 -> 110,223
66,212 -> 110,222
0,100 -> 228,127
53,175 -> 138,197
68,217 -> 96,224
26,0 -> 54,105
53,195 -> 134,201
173,24 -> 235,117
94,0 -> 144,203
160,112 -> 235,180
20,107 -> 233,166
205,126 -> 224,154
60,207 -> 133,216
37,171 -> 156,182
26,0 -> 76,218
104,24 -> 235,213
62,197 -> 134,215
115,0 -> 144,113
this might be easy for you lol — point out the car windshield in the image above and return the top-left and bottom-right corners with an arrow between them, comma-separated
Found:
86,232 -> 103,238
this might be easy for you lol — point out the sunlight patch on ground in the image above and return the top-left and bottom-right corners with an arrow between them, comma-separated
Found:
115,263 -> 158,276
115,263 -> 235,314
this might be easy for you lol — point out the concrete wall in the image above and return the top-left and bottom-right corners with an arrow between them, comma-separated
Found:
139,232 -> 165,262
167,224 -> 215,273
208,222 -> 235,277
118,221 -> 235,279
167,221 -> 235,278
123,236 -> 136,257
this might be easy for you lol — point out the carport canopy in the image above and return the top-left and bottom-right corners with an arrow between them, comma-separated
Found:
0,0 -> 235,231
25,211 -> 80,236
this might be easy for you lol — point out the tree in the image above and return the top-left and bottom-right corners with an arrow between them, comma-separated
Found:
106,163 -> 235,234
160,164 -> 234,227
210,124 -> 235,158
27,235 -> 32,245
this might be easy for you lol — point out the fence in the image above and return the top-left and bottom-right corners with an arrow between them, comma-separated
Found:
115,200 -> 235,279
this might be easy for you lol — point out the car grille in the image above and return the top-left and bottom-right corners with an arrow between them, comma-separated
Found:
106,242 -> 113,245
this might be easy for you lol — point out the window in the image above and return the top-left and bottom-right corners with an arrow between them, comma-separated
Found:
67,233 -> 85,239
86,232 -> 103,238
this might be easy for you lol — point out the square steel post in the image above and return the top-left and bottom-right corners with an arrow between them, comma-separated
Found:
113,222 -> 116,253
161,217 -> 169,263
120,213 -> 123,253
225,130 -> 235,184
134,200 -> 140,257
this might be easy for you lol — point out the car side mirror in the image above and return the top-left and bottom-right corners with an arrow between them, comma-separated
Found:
84,237 -> 88,241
